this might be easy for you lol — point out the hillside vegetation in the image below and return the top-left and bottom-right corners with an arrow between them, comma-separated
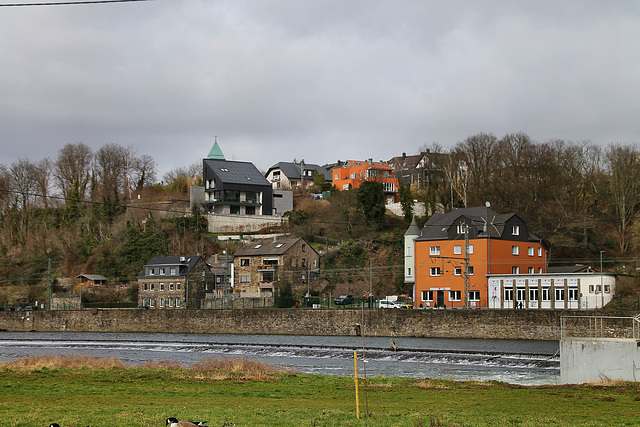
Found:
3,134 -> 640,306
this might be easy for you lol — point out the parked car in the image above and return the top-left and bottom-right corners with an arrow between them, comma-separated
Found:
379,300 -> 404,309
334,295 -> 354,305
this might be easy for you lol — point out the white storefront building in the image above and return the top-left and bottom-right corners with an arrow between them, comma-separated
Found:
487,273 -> 616,310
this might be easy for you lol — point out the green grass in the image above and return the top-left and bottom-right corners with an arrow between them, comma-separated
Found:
1,356 -> 639,426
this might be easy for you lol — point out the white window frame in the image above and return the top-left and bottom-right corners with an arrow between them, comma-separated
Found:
175,298 -> 181,308
469,291 -> 480,301
454,267 -> 462,276
555,288 -> 565,301
240,275 -> 250,283
430,246 -> 440,256
512,225 -> 520,236
430,267 -> 441,276
528,247 -> 534,256
449,290 -> 461,301
529,288 -> 539,301
568,288 -> 578,301
504,289 -> 513,301
528,267 -> 534,274
542,287 -> 551,301
512,266 -> 520,274
421,290 -> 433,302
512,246 -> 519,255
453,245 -> 461,255
466,266 -> 474,275
538,247 -> 543,257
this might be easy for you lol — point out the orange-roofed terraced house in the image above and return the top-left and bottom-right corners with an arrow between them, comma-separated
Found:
331,159 -> 399,204
404,206 -> 548,309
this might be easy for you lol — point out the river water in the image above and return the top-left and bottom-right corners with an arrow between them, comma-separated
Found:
0,332 -> 559,385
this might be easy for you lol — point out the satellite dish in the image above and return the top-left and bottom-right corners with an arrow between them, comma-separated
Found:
485,201 -> 491,207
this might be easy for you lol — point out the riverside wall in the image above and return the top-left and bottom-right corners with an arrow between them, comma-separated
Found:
2,309 -> 637,340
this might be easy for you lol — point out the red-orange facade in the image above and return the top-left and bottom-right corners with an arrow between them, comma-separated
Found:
409,207 -> 548,308
331,160 -> 399,203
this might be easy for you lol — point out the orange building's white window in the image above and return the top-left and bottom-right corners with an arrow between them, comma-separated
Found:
449,290 -> 461,301
512,246 -> 519,255
512,266 -> 520,274
430,246 -> 440,256
430,267 -> 441,276
528,247 -> 534,256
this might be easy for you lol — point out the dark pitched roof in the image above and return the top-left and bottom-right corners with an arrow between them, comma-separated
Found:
204,159 -> 270,186
267,162 -> 332,182
547,265 -> 594,274
137,256 -> 202,278
234,237 -> 317,257
415,206 -> 543,243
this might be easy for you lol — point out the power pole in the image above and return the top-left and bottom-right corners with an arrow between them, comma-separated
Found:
463,221 -> 470,309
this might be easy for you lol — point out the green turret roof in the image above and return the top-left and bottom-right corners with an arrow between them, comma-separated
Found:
207,138 -> 226,160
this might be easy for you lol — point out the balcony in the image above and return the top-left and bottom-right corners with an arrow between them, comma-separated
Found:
258,264 -> 278,271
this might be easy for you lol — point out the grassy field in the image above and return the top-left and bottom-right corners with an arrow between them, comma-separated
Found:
1,356 -> 639,426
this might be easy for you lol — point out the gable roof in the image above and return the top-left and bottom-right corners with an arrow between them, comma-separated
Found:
137,256 -> 202,278
76,274 -> 108,281
234,237 -> 317,257
204,158 -> 270,186
267,161 -> 332,181
416,206 -> 543,244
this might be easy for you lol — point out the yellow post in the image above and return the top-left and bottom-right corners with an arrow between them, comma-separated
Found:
354,350 -> 360,419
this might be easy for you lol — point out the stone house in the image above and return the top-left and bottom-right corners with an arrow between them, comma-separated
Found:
137,256 -> 215,309
233,237 -> 319,298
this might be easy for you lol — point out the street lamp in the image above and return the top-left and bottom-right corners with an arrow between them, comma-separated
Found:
600,251 -> 605,310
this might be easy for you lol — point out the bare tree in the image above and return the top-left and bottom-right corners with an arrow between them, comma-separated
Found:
94,143 -> 129,203
54,143 -> 93,202
163,162 -> 201,193
131,154 -> 157,190
605,144 -> 640,253
30,158 -> 51,209
9,159 -> 39,211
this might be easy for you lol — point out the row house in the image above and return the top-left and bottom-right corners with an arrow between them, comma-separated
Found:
265,160 -> 332,190
233,237 -> 319,298
405,206 -> 548,309
137,256 -> 216,309
330,159 -> 399,204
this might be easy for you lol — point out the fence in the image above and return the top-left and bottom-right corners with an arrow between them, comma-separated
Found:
561,315 -> 640,340
609,295 -> 640,311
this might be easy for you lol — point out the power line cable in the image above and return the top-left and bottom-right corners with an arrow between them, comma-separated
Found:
0,0 -> 151,6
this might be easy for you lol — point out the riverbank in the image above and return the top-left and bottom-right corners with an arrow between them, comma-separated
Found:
1,308 -> 637,339
0,355 -> 638,426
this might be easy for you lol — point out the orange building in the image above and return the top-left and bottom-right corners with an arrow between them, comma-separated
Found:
331,159 -> 399,203
404,206 -> 548,308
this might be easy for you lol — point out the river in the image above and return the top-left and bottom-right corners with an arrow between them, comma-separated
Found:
0,332 -> 559,385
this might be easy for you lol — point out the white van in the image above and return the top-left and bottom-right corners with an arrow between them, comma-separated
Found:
379,300 -> 403,309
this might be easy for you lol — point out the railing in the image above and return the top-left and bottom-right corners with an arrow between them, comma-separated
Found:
561,315 -> 640,340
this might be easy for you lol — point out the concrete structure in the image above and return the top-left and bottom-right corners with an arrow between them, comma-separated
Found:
233,237 -> 319,298
488,273 -> 616,310
137,256 -> 216,309
265,160 -> 332,189
407,206 -> 548,309
561,315 -> 640,383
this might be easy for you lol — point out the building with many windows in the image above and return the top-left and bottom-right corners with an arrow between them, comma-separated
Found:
202,139 -> 274,216
330,159 -> 399,204
405,206 -> 548,308
137,256 -> 216,309
233,237 -> 319,298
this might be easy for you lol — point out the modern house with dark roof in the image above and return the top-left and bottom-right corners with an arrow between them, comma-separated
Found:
265,161 -> 332,190
233,237 -> 319,298
203,139 -> 273,216
137,255 -> 215,309
405,206 -> 548,309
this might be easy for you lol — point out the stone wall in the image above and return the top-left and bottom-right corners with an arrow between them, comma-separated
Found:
2,309 -> 636,339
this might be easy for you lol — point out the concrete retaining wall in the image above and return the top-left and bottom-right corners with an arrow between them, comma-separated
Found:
2,309 -> 635,339
561,338 -> 640,383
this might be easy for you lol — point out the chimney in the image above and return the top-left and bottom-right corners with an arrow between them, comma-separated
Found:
402,152 -> 406,159
368,158 -> 373,165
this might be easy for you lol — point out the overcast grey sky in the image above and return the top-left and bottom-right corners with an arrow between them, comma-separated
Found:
1,0 -> 638,178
